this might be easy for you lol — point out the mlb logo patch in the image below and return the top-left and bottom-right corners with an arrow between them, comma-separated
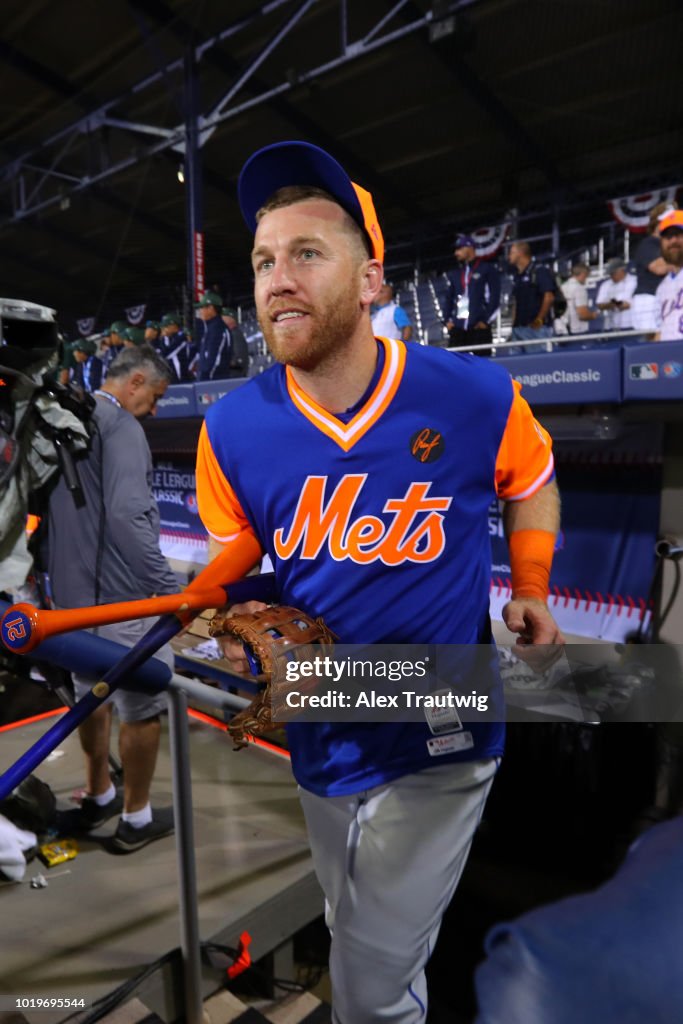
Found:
663,362 -> 682,378
629,363 -> 659,380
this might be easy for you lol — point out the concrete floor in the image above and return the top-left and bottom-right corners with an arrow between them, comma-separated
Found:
0,712 -> 321,1024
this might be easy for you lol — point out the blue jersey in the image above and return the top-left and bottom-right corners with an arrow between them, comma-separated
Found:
196,337 -> 554,795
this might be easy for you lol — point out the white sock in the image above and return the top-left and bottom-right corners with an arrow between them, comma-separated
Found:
91,783 -> 116,806
122,803 -> 152,828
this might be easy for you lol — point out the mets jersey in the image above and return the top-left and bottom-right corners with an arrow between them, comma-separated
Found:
656,267 -> 683,340
196,337 -> 554,796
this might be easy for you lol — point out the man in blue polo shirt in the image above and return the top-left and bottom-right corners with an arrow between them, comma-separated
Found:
508,242 -> 556,353
443,235 -> 501,357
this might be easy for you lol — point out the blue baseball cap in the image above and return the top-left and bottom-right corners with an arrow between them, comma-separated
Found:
455,234 -> 476,249
237,140 -> 385,262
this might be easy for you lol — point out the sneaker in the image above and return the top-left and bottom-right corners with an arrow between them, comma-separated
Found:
57,790 -> 123,834
108,807 -> 174,854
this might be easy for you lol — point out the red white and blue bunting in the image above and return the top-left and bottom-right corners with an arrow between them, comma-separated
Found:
471,222 -> 510,258
125,303 -> 147,325
76,317 -> 96,336
608,187 -> 680,233
471,221 -> 511,258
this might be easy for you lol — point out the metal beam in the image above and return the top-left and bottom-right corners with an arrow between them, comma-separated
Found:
206,0 -> 317,121
184,44 -> 204,302
156,0 -> 439,225
100,116 -> 177,140
361,0 -> 411,47
0,1 -> 473,228
1,0 -> 296,177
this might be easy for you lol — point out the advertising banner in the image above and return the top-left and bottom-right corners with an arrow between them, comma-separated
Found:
490,429 -> 662,641
153,460 -> 208,569
623,341 -> 683,401
495,348 -> 622,404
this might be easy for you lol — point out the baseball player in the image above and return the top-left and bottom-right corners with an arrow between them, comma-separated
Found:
655,210 -> 683,341
195,141 -> 563,1024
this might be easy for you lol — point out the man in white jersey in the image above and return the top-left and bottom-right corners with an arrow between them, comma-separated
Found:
655,210 -> 683,341
595,258 -> 637,331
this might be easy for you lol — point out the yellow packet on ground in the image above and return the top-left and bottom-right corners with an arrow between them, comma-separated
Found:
38,839 -> 79,867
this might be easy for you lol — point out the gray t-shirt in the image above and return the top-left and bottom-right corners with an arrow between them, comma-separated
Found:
48,395 -> 178,607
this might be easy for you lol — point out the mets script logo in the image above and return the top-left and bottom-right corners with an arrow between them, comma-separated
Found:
410,428 -> 445,463
273,474 -> 452,565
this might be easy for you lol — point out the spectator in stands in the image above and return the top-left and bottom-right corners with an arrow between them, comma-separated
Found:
371,282 -> 413,341
632,201 -> 678,336
508,242 -> 555,352
443,235 -> 500,356
561,263 -> 599,334
160,312 -> 196,383
655,210 -> 683,341
195,290 -> 232,381
102,321 -> 127,373
144,320 -> 162,351
97,329 -> 111,361
57,335 -> 75,386
221,307 -> 250,376
122,326 -> 146,348
70,338 -> 104,393
596,258 -> 637,331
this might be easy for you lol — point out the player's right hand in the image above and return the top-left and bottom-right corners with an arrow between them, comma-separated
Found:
217,600 -> 268,674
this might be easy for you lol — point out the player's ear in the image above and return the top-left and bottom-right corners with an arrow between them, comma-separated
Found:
128,371 -> 146,392
360,259 -> 384,307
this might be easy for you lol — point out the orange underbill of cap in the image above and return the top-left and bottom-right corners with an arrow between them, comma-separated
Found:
659,210 -> 683,233
351,181 -> 384,263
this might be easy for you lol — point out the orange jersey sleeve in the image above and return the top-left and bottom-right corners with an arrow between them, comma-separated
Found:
495,380 -> 554,501
195,420 -> 255,542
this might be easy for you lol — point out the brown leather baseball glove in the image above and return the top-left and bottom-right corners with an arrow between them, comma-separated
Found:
208,605 -> 336,749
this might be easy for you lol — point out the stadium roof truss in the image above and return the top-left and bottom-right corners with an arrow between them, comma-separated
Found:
1,0 -> 477,225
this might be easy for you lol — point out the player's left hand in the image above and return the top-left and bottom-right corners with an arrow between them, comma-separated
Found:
212,600 -> 269,674
502,597 -> 565,671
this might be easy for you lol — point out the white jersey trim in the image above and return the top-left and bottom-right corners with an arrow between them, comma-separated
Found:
503,452 -> 555,502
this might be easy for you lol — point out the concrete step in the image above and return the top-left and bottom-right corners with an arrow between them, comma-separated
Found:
93,987 -> 332,1024
263,990 -> 332,1023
